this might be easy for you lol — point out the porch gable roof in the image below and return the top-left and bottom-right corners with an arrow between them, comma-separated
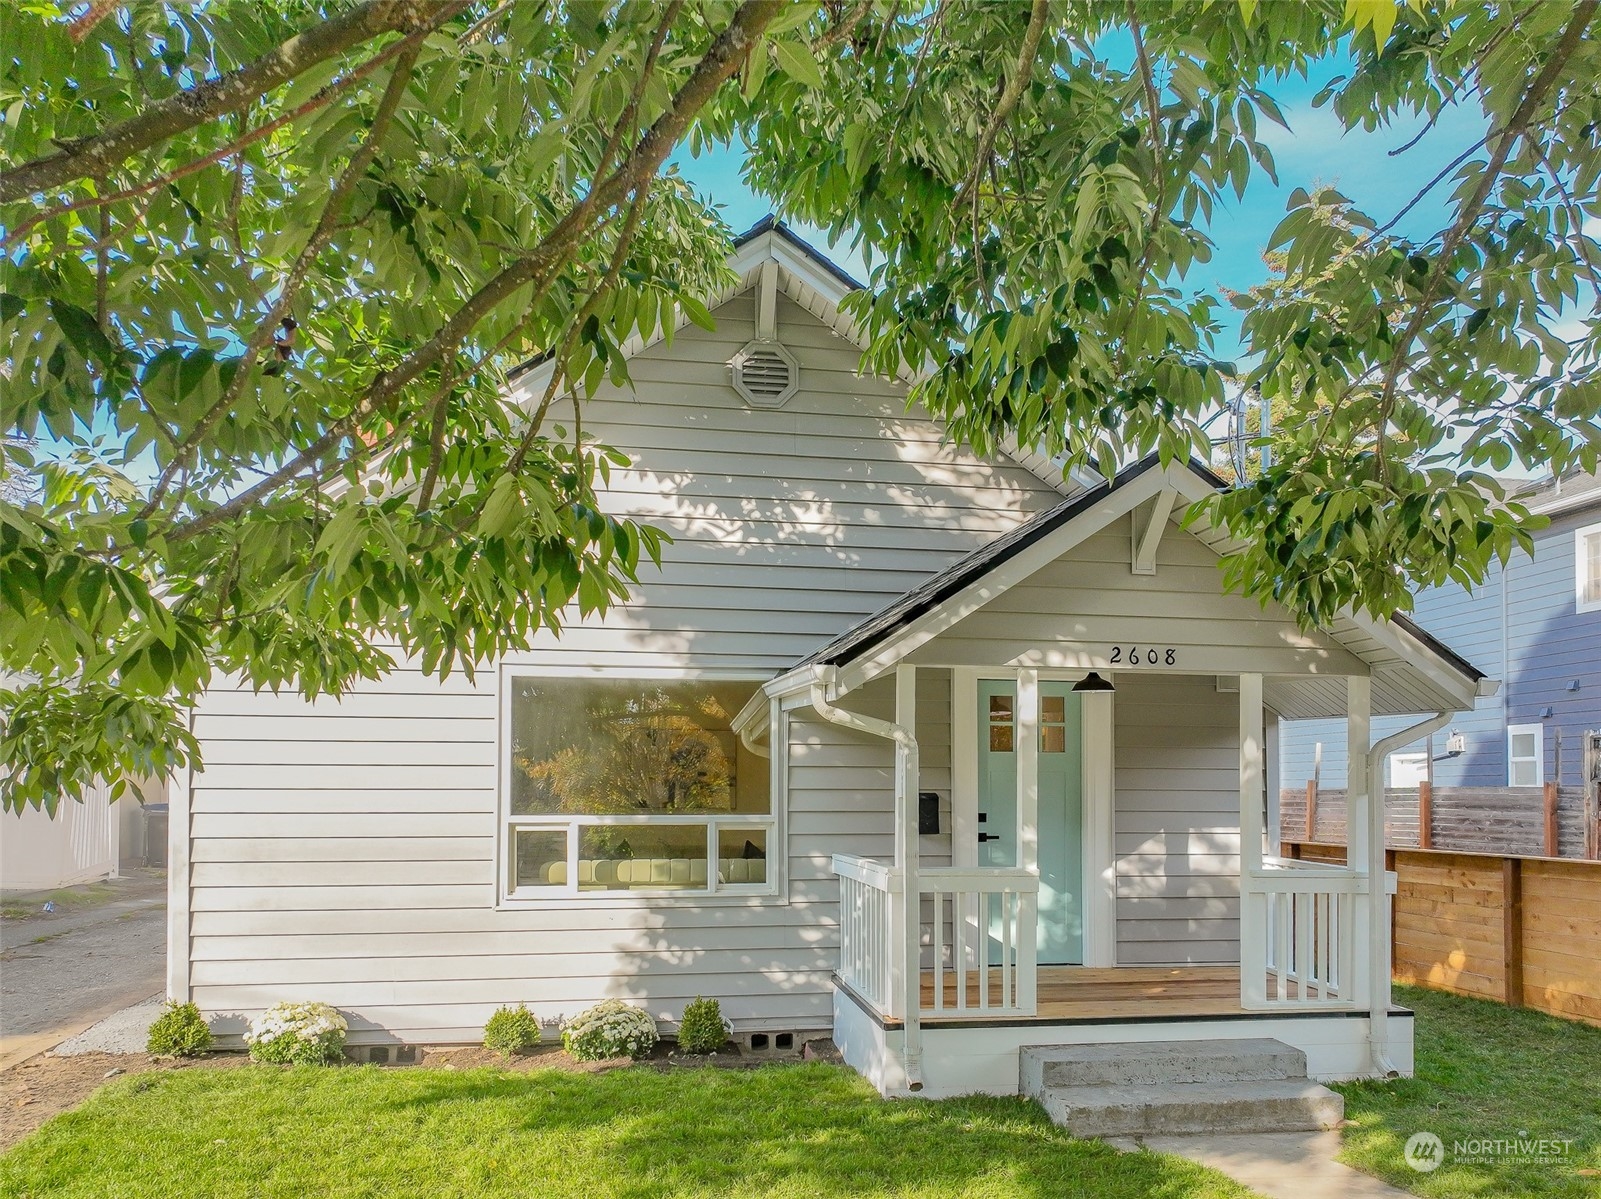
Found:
753,456 -> 1494,723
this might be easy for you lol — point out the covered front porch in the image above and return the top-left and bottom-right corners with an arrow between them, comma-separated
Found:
735,459 -> 1492,1096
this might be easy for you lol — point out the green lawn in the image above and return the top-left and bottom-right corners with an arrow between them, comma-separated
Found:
1335,985 -> 1601,1198
0,1061 -> 1252,1199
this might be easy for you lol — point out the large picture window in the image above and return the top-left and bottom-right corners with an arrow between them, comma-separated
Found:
503,675 -> 774,899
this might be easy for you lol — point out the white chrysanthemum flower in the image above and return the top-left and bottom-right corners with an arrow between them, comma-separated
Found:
560,999 -> 658,1061
246,1001 -> 349,1064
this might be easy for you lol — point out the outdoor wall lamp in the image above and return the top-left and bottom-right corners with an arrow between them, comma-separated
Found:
1072,671 -> 1116,693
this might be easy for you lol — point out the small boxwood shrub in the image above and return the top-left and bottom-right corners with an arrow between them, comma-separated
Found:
146,1001 -> 212,1057
483,1004 -> 541,1057
561,999 -> 658,1061
676,997 -> 728,1054
246,1001 -> 348,1065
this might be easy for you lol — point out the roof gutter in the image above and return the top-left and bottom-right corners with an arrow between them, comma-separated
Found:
806,668 -> 924,1092
1363,709 -> 1457,1078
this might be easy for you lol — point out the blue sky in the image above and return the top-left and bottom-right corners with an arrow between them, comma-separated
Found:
671,51 -> 1487,360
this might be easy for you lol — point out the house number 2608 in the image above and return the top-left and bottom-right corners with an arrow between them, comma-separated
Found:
1109,646 -> 1176,666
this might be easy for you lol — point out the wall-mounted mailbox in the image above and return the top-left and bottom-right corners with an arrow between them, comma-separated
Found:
918,791 -> 941,835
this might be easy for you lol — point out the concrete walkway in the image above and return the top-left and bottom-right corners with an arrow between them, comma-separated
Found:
1110,1130 -> 1415,1199
0,871 -> 167,1070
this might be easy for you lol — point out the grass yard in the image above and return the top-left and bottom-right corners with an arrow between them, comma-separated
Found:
1335,984 -> 1601,1198
0,882 -> 121,922
0,1060 -> 1252,1199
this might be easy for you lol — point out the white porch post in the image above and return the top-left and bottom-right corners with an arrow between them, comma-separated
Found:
1346,676 -> 1373,1008
1080,690 -> 1116,968
1016,669 -> 1039,1011
894,665 -> 922,1082
1238,673 -> 1267,1007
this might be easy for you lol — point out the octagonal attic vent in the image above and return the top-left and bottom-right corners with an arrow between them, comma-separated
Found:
729,340 -> 799,408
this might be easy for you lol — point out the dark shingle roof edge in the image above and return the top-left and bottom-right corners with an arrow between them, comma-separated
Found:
795,454 -> 1486,687
506,218 -> 863,383
796,456 -> 1161,671
731,215 -> 867,292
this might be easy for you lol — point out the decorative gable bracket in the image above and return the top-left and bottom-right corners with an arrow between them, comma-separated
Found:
729,258 -> 799,408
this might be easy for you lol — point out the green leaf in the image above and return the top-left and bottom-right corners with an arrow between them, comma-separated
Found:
678,293 -> 716,332
773,40 -> 824,90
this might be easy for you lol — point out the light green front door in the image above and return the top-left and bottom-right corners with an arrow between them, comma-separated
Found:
977,679 -> 1084,965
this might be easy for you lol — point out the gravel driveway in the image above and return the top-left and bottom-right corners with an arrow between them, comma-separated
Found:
0,871 -> 167,1068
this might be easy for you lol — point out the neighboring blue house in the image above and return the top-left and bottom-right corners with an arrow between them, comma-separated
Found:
1280,469 -> 1601,793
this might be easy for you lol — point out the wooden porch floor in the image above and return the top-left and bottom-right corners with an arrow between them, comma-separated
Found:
920,965 -> 1250,1023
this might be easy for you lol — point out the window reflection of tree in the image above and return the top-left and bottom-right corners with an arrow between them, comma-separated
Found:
513,687 -> 736,816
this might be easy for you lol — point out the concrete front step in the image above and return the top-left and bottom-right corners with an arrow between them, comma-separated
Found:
1021,1037 -> 1310,1089
1035,1078 -> 1346,1138
1020,1038 -> 1344,1138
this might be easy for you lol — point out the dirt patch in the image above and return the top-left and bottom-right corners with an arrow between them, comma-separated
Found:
2,1038 -> 838,1150
1,1051 -> 241,1150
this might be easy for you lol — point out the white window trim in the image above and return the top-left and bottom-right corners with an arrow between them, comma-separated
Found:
496,665 -> 786,909
1577,521 -> 1601,615
1507,722 -> 1544,789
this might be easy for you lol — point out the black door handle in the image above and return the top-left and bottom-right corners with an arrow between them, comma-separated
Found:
978,833 -> 1000,842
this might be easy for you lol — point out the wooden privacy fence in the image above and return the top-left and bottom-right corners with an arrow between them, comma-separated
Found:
1281,782 -> 1600,859
1281,841 -> 1601,1028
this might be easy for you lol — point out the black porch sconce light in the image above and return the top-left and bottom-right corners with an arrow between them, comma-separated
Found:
1072,671 -> 1116,693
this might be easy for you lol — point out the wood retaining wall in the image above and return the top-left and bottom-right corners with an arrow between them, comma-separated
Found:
1280,841 -> 1601,1028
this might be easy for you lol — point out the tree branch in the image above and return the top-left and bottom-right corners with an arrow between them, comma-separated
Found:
0,0 -> 441,205
1374,0 -> 1597,422
813,0 -> 875,51
5,4 -> 469,246
1117,0 -> 1168,361
140,38 -> 427,518
159,0 -> 783,547
953,0 -> 1048,211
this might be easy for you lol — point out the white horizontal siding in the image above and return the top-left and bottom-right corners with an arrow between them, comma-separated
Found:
911,518 -> 1368,677
1114,674 -> 1241,965
184,289 -> 1061,1042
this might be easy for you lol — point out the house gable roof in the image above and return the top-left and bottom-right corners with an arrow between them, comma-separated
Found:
506,218 -> 1082,496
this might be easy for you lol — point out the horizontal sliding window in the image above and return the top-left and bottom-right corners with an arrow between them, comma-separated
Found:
504,676 -> 773,898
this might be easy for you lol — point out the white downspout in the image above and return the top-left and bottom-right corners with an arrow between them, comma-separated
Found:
808,672 -> 925,1091
1364,710 -> 1455,1077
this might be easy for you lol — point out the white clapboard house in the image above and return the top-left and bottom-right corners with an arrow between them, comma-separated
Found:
173,221 -> 1496,1106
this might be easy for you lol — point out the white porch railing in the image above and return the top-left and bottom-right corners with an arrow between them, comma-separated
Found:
1243,856 -> 1363,1008
833,855 -> 1039,1019
922,866 -> 1038,1017
833,853 -> 903,1014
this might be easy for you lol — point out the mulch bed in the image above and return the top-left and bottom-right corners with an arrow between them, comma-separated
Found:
1,1038 -> 839,1150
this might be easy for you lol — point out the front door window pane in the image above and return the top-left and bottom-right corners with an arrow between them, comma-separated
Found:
989,693 -> 1015,752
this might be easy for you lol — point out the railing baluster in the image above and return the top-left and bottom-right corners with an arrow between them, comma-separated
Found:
954,891 -> 968,1011
1275,892 -> 1290,1001
1296,891 -> 1314,1002
1001,890 -> 1013,1009
973,890 -> 986,1011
